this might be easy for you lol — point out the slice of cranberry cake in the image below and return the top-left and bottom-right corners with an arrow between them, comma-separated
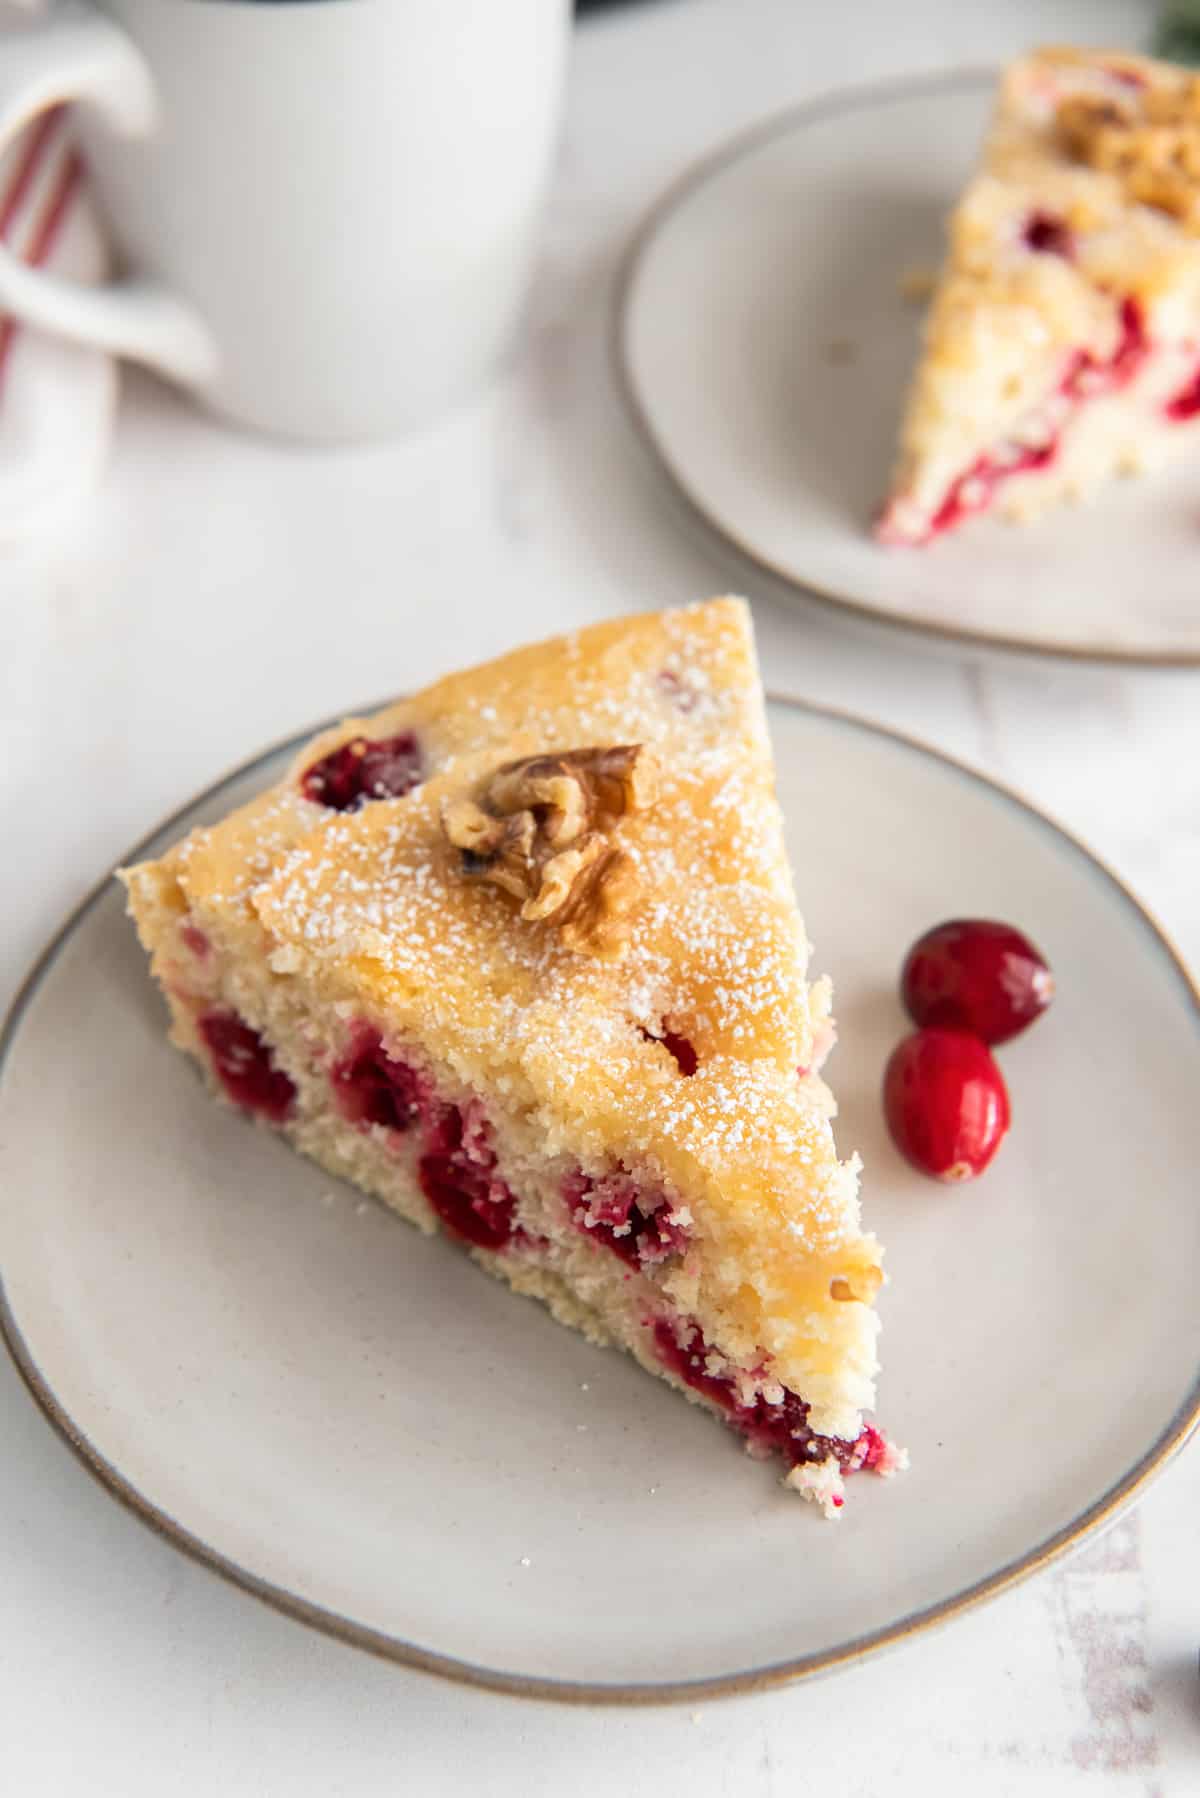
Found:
879,47 -> 1200,545
121,599 -> 901,1515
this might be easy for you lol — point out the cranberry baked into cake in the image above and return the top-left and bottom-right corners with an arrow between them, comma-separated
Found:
879,47 -> 1200,545
121,599 -> 901,1515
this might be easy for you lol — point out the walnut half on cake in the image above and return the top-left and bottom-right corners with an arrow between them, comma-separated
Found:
120,599 -> 902,1515
878,46 -> 1200,545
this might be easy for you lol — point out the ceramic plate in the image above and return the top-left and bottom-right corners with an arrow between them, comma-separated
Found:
2,699 -> 1199,1702
617,70 -> 1200,665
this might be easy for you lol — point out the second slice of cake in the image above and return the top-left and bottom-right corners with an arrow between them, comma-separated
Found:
879,47 -> 1200,544
121,599 -> 901,1514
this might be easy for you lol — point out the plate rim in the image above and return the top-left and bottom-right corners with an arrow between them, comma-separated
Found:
613,65 -> 1200,670
2,693 -> 1198,1705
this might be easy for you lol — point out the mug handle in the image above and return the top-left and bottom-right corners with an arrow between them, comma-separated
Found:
0,1 -> 216,381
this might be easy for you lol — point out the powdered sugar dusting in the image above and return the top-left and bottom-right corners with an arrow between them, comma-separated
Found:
149,599 -> 882,1437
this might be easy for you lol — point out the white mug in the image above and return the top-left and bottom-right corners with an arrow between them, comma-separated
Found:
0,0 -> 569,440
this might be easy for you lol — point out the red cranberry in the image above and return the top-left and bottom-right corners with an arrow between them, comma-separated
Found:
901,918 -> 1053,1045
1024,210 -> 1075,259
565,1170 -> 689,1266
928,438 -> 1056,537
419,1154 -> 515,1249
1166,362 -> 1200,421
883,1029 -> 1010,1183
1109,297 -> 1148,385
420,1147 -> 517,1254
180,923 -> 210,961
639,1025 -> 698,1076
853,1424 -> 889,1472
301,731 -> 422,812
653,1317 -> 740,1410
198,1011 -> 295,1122
1062,299 -> 1149,401
331,1027 -> 423,1133
652,1318 -> 882,1475
416,1101 -> 519,1250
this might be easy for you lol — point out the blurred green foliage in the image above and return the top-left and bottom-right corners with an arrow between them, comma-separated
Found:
1156,0 -> 1200,63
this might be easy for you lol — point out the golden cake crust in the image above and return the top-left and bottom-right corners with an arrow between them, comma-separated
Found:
123,600 -> 884,1444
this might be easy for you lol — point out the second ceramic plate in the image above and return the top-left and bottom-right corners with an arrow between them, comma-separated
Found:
618,70 -> 1200,665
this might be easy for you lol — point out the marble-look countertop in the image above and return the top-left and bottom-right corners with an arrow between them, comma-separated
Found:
3,0 -> 1197,1790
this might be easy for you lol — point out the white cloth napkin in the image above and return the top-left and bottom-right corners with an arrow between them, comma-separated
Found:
0,103 -> 116,539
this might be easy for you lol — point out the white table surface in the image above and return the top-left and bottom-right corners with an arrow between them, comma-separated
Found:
4,0 -> 1198,1789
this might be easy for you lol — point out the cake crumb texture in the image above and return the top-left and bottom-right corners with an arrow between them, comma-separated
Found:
121,599 -> 892,1498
